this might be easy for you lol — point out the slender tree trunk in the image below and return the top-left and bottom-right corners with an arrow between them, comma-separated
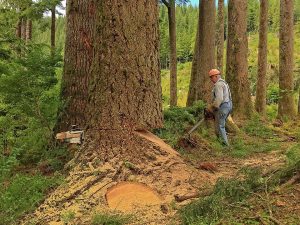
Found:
16,19 -> 22,38
216,0 -> 225,74
25,19 -> 32,42
21,17 -> 27,40
226,0 -> 253,118
55,0 -> 96,132
255,0 -> 268,115
168,0 -> 177,107
51,5 -> 56,57
187,0 -> 215,106
298,88 -> 300,115
278,0 -> 296,119
87,0 -> 163,131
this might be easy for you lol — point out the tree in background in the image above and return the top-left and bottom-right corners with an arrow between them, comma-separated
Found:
298,87 -> 300,116
216,0 -> 225,74
247,0 -> 260,33
159,4 -> 198,69
50,3 -> 55,55
161,0 -> 178,107
187,0 -> 215,106
278,0 -> 296,120
38,0 -> 63,56
226,0 -> 253,118
55,0 -> 96,132
255,0 -> 268,115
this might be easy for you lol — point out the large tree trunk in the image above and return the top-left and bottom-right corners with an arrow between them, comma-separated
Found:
23,2 -> 209,224
25,19 -> 32,42
168,0 -> 177,107
55,0 -> 96,132
87,0 -> 163,130
187,0 -> 215,105
255,0 -> 268,115
216,0 -> 225,74
51,5 -> 56,56
226,0 -> 253,118
278,0 -> 296,119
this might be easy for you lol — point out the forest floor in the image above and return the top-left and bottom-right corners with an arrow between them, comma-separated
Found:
21,116 -> 300,225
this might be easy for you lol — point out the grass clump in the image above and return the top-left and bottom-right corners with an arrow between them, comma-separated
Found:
91,213 -> 131,225
180,168 -> 264,225
243,115 -> 274,138
0,173 -> 63,224
229,136 -> 279,158
269,143 -> 300,185
61,210 -> 76,224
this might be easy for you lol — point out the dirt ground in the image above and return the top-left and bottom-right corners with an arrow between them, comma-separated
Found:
22,129 -> 298,225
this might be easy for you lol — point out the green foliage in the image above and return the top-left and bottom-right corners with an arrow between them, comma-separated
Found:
247,0 -> 259,33
0,42 -> 62,167
32,16 -> 66,51
40,146 -> 72,172
229,137 -> 279,158
161,62 -> 191,108
159,5 -> 198,66
286,143 -> 300,165
91,213 -> 131,225
267,84 -> 279,104
266,104 -> 278,121
180,168 -> 264,225
154,101 -> 205,147
0,173 -> 63,225
268,143 -> 300,188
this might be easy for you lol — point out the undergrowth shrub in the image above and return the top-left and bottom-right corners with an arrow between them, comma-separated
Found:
180,168 -> 264,224
0,174 -> 63,225
0,43 -> 62,168
154,101 -> 205,147
272,143 -> 300,185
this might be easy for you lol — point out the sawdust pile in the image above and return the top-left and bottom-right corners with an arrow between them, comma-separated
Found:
22,130 -> 215,225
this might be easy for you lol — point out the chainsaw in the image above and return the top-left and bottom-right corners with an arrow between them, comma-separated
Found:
186,108 -> 214,137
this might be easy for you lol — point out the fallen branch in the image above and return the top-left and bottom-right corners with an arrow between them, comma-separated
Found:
174,189 -> 213,202
281,172 -> 300,187
269,216 -> 283,225
174,193 -> 200,202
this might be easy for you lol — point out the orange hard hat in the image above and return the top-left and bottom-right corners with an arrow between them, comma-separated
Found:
208,69 -> 220,77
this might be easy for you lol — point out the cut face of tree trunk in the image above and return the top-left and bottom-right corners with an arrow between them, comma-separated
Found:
226,0 -> 253,118
255,0 -> 268,115
278,0 -> 296,120
187,0 -> 216,106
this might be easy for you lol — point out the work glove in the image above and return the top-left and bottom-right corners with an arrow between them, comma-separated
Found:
206,104 -> 216,113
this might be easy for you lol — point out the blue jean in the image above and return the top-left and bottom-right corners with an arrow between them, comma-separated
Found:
215,101 -> 232,146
